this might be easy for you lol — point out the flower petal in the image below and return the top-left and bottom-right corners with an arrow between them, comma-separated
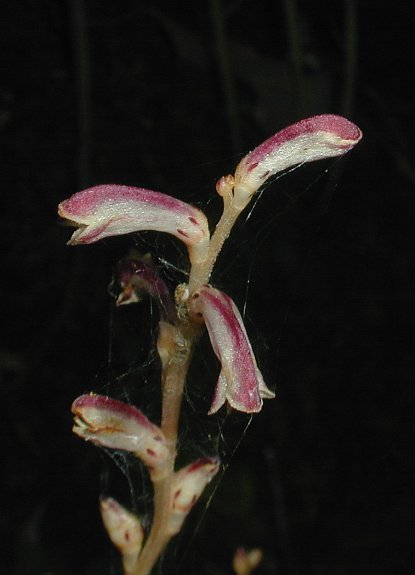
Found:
168,457 -> 220,535
188,285 -> 275,414
72,394 -> 169,479
58,184 -> 210,265
100,497 -> 144,571
233,114 -> 362,209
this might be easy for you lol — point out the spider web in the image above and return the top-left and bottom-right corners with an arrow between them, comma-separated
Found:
89,158 -> 344,573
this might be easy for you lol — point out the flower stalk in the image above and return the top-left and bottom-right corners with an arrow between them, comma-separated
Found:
59,114 -> 362,575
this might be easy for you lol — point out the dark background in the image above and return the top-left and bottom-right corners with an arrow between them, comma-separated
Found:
1,1 -> 414,574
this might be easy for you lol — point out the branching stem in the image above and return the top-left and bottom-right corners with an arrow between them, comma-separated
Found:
188,200 -> 242,293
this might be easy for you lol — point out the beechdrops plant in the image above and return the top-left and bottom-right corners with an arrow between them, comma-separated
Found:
59,114 -> 362,575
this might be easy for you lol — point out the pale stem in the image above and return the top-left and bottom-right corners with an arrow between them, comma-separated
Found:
130,191 -> 244,575
188,201 -> 242,293
131,326 -> 197,575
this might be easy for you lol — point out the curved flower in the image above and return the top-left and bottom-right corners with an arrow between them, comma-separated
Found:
168,456 -> 220,535
58,184 -> 210,265
100,497 -> 144,573
72,394 -> 169,479
114,254 -> 176,321
233,114 -> 362,210
188,285 -> 275,414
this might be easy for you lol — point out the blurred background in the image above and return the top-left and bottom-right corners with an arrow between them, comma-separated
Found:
1,1 -> 414,574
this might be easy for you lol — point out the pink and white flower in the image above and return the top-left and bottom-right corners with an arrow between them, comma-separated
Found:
100,497 -> 144,572
114,255 -> 176,321
168,456 -> 220,535
188,285 -> 275,414
58,184 -> 210,265
233,114 -> 362,210
72,394 -> 169,479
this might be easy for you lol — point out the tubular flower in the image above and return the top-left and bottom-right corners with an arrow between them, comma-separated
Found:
100,498 -> 144,573
188,285 -> 275,414
58,184 -> 210,266
72,394 -> 169,480
233,114 -> 362,210
167,457 -> 220,535
114,255 -> 176,321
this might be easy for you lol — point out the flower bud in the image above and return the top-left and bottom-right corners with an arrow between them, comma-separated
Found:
100,497 -> 144,572
233,547 -> 263,575
167,457 -> 220,535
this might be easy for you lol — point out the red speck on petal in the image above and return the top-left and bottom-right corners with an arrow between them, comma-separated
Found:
146,448 -> 156,457
188,216 -> 198,225
177,229 -> 189,238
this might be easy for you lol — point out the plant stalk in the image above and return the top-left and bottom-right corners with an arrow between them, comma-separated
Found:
188,201 -> 242,292
131,326 -> 196,575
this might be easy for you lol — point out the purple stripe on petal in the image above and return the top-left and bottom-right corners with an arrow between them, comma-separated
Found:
60,185 -> 195,218
189,286 -> 275,414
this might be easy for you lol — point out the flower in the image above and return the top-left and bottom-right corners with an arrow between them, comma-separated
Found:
72,394 -> 169,479
233,547 -> 263,575
232,114 -> 362,210
58,184 -> 210,266
114,254 -> 176,321
188,285 -> 275,414
167,457 -> 220,535
100,497 -> 144,572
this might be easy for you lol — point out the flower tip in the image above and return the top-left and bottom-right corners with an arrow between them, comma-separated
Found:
311,114 -> 362,143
